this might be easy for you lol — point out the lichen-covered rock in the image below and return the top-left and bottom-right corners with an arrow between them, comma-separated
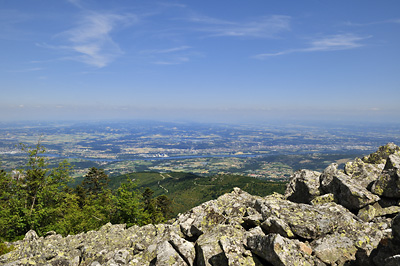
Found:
260,217 -> 294,238
311,193 -> 335,205
219,235 -> 256,265
173,187 -> 260,242
311,232 -> 358,265
242,213 -> 263,228
256,194 -> 359,240
358,202 -> 400,222
168,232 -> 196,266
372,154 -> 400,198
24,230 -> 39,242
195,224 -> 252,266
285,169 -> 322,204
155,241 -> 187,266
320,163 -> 380,211
345,157 -> 383,188
247,233 -> 324,266
358,204 -> 378,222
363,142 -> 400,164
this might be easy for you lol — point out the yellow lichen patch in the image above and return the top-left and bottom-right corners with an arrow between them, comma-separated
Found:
167,255 -> 176,265
355,235 -> 371,248
311,194 -> 335,205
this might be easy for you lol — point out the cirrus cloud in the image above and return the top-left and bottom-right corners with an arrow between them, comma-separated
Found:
187,14 -> 291,38
48,11 -> 137,67
254,33 -> 371,58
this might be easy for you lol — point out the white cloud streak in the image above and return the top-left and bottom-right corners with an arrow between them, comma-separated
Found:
343,19 -> 400,27
66,0 -> 82,8
140,46 -> 197,65
53,12 -> 137,67
254,33 -> 370,58
8,67 -> 43,73
153,57 -> 189,65
140,46 -> 191,54
187,15 -> 291,38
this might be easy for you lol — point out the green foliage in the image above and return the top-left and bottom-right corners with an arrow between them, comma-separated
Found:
115,172 -> 286,215
0,241 -> 14,256
0,142 -> 73,239
0,145 -> 172,241
82,167 -> 110,195
0,142 -> 286,242
111,178 -> 143,227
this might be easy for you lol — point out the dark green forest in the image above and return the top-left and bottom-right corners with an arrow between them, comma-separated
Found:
0,143 -> 170,244
0,143 -> 286,253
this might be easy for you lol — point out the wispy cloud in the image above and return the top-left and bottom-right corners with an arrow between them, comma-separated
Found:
158,3 -> 187,9
307,34 -> 368,51
48,11 -> 137,67
188,15 -> 291,38
8,67 -> 44,73
66,0 -> 83,8
254,33 -> 370,58
140,46 -> 197,65
140,46 -> 191,54
153,57 -> 190,65
343,19 -> 400,27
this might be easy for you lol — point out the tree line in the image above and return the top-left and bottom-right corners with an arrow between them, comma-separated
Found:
0,143 -> 171,243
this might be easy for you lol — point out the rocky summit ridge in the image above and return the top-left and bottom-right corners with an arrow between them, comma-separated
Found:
2,143 -> 400,266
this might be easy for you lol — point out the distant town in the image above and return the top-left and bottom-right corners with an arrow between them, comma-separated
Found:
1,120 -> 399,180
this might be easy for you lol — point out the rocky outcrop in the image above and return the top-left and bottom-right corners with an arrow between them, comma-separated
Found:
2,143 -> 400,266
285,169 -> 321,204
371,154 -> 400,198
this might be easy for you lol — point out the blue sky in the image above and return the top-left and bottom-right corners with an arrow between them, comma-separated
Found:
1,0 -> 400,123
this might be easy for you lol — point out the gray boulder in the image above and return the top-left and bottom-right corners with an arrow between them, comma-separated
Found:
155,241 -> 187,266
320,163 -> 380,211
311,232 -> 357,265
372,154 -> 400,198
362,142 -> 400,164
247,233 -> 323,266
285,169 -> 322,204
344,157 -> 383,188
310,193 -> 335,205
358,202 -> 400,222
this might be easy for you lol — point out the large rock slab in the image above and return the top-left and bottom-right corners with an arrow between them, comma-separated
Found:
320,163 -> 380,211
372,154 -> 400,198
311,232 -> 357,265
174,188 -> 258,240
195,224 -> 251,266
362,142 -> 400,165
345,157 -> 383,188
358,202 -> 400,222
156,241 -> 187,266
255,193 -> 361,239
285,169 -> 322,204
247,233 -> 323,266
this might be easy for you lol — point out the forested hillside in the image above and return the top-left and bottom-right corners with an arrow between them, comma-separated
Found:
0,143 -> 286,247
109,172 -> 286,215
0,143 -> 171,245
